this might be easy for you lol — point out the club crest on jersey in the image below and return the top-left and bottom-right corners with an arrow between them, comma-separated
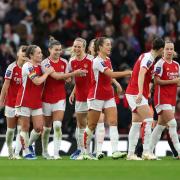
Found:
100,61 -> 106,67
166,68 -> 169,71
5,70 -> 12,77
146,60 -> 152,68
155,67 -> 161,74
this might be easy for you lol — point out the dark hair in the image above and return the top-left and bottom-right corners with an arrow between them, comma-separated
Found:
18,45 -> 28,53
152,37 -> 165,50
26,45 -> 38,58
48,36 -> 61,48
94,37 -> 107,56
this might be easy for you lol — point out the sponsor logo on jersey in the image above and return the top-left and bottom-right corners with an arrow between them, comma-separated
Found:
167,72 -> 179,79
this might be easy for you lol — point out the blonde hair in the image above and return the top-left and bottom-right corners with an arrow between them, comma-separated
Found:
74,37 -> 87,49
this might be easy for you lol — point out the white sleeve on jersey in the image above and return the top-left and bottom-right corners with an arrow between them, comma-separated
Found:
140,55 -> 153,70
41,59 -> 51,73
93,57 -> 107,73
154,60 -> 164,77
4,62 -> 16,79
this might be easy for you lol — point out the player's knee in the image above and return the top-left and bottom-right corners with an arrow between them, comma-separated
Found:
21,124 -> 30,132
108,119 -> 117,126
88,123 -> 96,131
78,121 -> 86,129
34,127 -> 43,133
44,120 -> 52,127
167,119 -> 177,128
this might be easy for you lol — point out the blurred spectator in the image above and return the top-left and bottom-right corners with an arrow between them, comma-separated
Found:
38,0 -> 61,18
144,14 -> 164,39
103,24 -> 115,41
4,0 -> 27,25
20,10 -> 34,44
56,0 -> 72,21
63,12 -> 86,45
111,38 -> 135,69
0,0 -> 10,22
2,23 -> 20,47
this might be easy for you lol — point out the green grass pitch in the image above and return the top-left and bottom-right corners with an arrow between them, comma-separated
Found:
0,157 -> 179,180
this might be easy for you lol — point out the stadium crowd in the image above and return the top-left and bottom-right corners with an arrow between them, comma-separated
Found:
0,0 -> 180,149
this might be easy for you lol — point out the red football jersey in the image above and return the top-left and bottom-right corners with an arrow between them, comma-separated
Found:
88,56 -> 114,100
154,58 -> 180,106
69,54 -> 93,101
4,62 -> 22,107
126,52 -> 154,99
41,57 -> 68,103
16,62 -> 43,109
